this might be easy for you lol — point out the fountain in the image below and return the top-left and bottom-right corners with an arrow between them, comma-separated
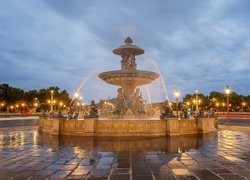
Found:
39,37 -> 216,137
99,37 -> 159,118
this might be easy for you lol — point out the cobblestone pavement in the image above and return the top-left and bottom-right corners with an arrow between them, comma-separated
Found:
0,126 -> 250,179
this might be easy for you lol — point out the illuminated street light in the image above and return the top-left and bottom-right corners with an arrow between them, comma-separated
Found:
174,90 -> 180,117
195,90 -> 199,114
50,90 -> 54,112
0,103 -> 5,112
74,92 -> 79,98
242,102 -> 246,112
224,85 -> 231,125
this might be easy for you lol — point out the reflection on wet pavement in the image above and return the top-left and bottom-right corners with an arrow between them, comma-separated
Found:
0,127 -> 250,179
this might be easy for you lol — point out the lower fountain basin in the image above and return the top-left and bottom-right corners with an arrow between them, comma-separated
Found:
98,69 -> 159,87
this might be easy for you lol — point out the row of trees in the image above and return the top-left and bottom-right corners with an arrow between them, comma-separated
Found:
182,91 -> 250,112
1,83 -> 250,113
0,84 -> 71,112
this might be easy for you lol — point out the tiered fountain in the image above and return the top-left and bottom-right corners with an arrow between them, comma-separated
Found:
39,37 -> 216,137
99,37 -> 159,118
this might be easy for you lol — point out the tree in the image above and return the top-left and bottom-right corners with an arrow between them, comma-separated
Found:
0,84 -> 24,105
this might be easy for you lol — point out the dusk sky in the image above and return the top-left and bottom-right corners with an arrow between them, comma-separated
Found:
0,0 -> 250,103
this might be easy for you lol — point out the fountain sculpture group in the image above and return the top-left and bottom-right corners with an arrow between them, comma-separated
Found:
39,37 -> 216,137
99,37 -> 159,118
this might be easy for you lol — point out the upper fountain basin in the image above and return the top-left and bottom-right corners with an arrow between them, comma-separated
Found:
98,69 -> 159,87
113,44 -> 144,56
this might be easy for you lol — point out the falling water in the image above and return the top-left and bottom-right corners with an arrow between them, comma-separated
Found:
146,85 -> 152,104
141,58 -> 170,102
69,70 -> 99,107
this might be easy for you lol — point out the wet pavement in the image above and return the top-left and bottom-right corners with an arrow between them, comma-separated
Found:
0,126 -> 250,180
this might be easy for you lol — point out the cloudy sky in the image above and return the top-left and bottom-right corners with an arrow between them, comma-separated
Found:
0,0 -> 250,103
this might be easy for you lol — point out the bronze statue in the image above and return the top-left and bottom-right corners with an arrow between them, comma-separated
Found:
84,100 -> 99,118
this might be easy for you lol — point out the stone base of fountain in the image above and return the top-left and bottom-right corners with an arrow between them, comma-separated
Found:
38,118 -> 216,136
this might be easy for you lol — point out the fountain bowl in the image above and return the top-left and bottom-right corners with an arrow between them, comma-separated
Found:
98,69 -> 159,87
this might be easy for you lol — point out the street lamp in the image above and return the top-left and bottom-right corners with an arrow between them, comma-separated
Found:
224,85 -> 231,125
1,103 -> 4,112
216,103 -> 219,112
59,102 -> 63,111
195,90 -> 199,114
74,92 -> 79,99
174,90 -> 180,117
50,90 -> 54,112
222,102 -> 225,112
242,102 -> 246,112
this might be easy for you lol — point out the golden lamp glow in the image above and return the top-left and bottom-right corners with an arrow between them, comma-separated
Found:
225,85 -> 231,95
50,90 -> 54,94
242,102 -> 246,106
10,106 -> 14,109
174,90 -> 180,98
216,103 -> 219,107
187,102 -> 190,106
74,92 -> 79,98
1,103 -> 4,107
222,103 -> 225,106
59,102 -> 63,106
21,103 -> 25,107
34,103 -> 38,107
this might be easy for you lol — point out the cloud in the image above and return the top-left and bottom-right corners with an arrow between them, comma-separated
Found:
0,0 -> 250,103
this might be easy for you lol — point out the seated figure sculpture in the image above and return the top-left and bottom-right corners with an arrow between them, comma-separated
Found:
113,88 -> 127,116
134,88 -> 146,116
84,100 -> 99,118
160,100 -> 175,119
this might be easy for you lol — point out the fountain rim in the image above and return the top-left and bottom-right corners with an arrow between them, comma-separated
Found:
113,44 -> 144,55
98,69 -> 160,77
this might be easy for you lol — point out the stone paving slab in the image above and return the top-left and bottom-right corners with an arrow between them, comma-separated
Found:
0,126 -> 250,179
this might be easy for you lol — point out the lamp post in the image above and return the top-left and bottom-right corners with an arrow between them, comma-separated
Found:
242,102 -> 246,112
74,91 -> 80,112
174,90 -> 180,117
0,103 -> 4,112
225,85 -> 231,125
195,90 -> 199,114
50,90 -> 54,112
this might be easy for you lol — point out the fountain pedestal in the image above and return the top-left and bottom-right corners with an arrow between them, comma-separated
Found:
39,118 -> 216,136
